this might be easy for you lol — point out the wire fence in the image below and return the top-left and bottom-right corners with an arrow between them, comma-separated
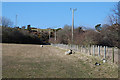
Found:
51,43 -> 119,64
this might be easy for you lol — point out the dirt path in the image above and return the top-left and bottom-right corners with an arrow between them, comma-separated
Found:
2,43 -> 118,78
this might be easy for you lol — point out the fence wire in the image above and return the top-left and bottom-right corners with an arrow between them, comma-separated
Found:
51,43 -> 119,64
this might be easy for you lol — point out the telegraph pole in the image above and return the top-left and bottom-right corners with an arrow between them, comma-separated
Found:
15,15 -> 18,27
53,26 -> 58,41
49,28 -> 51,39
55,29 -> 56,41
70,8 -> 77,43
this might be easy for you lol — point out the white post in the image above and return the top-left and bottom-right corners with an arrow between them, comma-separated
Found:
104,46 -> 106,59
98,46 -> 100,57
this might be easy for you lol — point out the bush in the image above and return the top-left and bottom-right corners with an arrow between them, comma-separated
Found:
2,26 -> 47,44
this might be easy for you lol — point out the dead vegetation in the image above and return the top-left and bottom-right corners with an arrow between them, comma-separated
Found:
2,43 -> 118,78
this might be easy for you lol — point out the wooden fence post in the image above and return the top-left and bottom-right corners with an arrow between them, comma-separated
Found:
98,45 -> 100,57
86,46 -> 88,54
82,45 -> 84,53
79,45 -> 81,52
77,45 -> 78,51
106,46 -> 108,54
83,45 -> 84,53
85,46 -> 87,53
81,45 -> 82,52
84,45 -> 86,53
71,44 -> 72,49
91,45 -> 92,55
93,45 -> 95,56
79,45 -> 80,52
104,46 -> 106,59
69,44 -> 70,49
112,47 -> 114,63
81,45 -> 83,53
88,45 -> 91,55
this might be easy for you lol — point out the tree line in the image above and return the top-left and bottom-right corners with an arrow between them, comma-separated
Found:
49,23 -> 120,48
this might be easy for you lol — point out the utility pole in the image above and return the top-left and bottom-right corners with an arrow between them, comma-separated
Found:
70,8 -> 77,44
15,15 -> 18,27
55,29 -> 56,41
49,28 -> 51,39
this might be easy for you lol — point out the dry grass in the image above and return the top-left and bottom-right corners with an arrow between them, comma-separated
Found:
2,43 -> 118,78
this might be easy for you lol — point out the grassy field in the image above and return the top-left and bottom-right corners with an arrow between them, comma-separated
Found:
2,43 -> 118,78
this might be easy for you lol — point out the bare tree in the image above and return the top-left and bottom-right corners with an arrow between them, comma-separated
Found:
108,2 -> 120,25
56,25 -> 71,44
0,16 -> 13,27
